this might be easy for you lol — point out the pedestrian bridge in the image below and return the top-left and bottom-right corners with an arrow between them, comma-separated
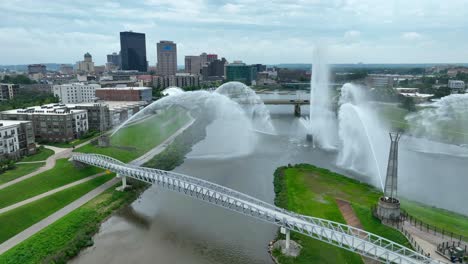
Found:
70,153 -> 439,264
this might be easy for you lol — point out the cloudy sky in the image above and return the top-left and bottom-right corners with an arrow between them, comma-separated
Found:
1,0 -> 468,65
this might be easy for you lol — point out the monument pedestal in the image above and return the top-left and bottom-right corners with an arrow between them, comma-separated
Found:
377,197 -> 401,221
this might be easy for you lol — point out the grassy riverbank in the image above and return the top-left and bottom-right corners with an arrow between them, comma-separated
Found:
0,162 -> 45,184
0,173 -> 115,244
76,109 -> 190,162
0,159 -> 102,208
0,111 -> 208,263
273,164 -> 468,263
20,147 -> 54,162
273,164 -> 410,264
0,178 -> 145,264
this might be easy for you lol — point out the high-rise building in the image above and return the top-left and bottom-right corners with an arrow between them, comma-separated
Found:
0,83 -> 19,100
77,52 -> 95,73
106,52 -> 121,70
201,58 -> 227,80
156,41 -> 177,76
200,52 -> 208,66
120,31 -> 148,72
185,55 -> 202,75
225,61 -> 257,85
27,64 -> 46,75
59,64 -> 74,74
207,54 -> 218,63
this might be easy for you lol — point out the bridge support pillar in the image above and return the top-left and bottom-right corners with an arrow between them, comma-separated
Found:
116,174 -> 130,191
285,228 -> 290,250
294,104 -> 301,117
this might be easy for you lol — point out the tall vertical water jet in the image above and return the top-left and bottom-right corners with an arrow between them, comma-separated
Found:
308,46 -> 338,149
337,83 -> 388,191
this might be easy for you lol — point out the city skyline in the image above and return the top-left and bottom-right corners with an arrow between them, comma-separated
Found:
1,1 -> 468,65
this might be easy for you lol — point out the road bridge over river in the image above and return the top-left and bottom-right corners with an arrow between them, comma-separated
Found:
70,153 -> 441,264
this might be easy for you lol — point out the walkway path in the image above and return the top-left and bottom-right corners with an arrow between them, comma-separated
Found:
401,221 -> 462,263
0,140 -> 94,191
336,199 -> 380,264
0,113 -> 195,256
0,177 -> 119,255
0,172 -> 106,214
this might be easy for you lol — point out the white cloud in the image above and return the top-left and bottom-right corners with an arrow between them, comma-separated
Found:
220,3 -> 243,14
344,30 -> 361,40
401,32 -> 423,41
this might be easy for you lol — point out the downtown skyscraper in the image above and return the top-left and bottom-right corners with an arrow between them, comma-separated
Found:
120,31 -> 147,72
156,40 -> 177,76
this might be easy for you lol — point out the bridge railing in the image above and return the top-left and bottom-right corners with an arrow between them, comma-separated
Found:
70,153 -> 439,264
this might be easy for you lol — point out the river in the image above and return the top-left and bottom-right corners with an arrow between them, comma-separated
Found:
71,99 -> 468,264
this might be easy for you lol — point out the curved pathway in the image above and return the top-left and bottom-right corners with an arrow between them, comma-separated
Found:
0,177 -> 119,255
0,139 -> 96,191
0,115 -> 195,256
0,172 -> 106,214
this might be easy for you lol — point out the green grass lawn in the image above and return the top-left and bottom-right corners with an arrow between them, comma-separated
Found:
43,131 -> 100,148
20,148 -> 54,162
0,173 -> 114,244
75,109 -> 190,162
0,159 -> 102,209
0,163 -> 45,185
0,179 -> 144,264
273,164 -> 414,263
374,103 -> 410,131
402,200 -> 468,238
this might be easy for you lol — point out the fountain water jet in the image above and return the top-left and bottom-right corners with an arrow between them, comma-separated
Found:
306,47 -> 338,150
336,83 -> 388,191
111,88 -> 264,160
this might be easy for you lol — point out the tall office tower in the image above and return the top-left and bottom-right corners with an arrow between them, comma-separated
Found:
207,54 -> 218,63
120,31 -> 148,72
156,41 -> 177,76
185,55 -> 202,75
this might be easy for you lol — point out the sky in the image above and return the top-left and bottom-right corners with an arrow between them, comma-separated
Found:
1,0 -> 468,65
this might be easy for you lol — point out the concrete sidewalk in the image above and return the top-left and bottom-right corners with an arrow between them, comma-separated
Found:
0,172 -> 106,214
0,177 -> 119,255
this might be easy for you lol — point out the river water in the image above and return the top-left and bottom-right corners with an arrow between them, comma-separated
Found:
71,99 -> 468,264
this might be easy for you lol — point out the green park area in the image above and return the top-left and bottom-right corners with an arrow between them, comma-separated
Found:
20,147 -> 54,162
0,108 -> 195,263
0,162 -> 44,185
0,178 -> 145,264
273,164 -> 468,263
0,173 -> 114,244
0,159 -> 102,208
76,108 -> 190,162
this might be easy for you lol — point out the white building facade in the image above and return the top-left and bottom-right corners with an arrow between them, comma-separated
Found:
0,122 -> 20,158
53,83 -> 101,104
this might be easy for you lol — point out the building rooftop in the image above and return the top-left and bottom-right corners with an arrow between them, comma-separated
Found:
68,101 -> 147,110
2,104 -> 87,115
0,120 -> 31,128
95,86 -> 151,90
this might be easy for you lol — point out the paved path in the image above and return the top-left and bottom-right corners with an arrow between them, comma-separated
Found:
15,161 -> 47,164
0,113 -> 194,256
0,177 -> 119,255
0,141 -> 94,191
0,172 -> 106,214
336,199 -> 380,264
401,221 -> 463,263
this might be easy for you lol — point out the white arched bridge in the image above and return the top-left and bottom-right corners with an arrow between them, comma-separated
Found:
70,153 -> 440,264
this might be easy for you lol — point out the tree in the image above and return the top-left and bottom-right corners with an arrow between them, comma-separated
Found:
399,96 -> 416,112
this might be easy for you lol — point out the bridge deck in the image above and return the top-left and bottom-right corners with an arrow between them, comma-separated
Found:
70,153 -> 441,264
